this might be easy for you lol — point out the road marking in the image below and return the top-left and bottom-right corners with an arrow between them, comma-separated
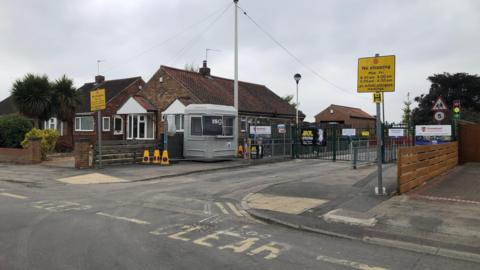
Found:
226,202 -> 243,217
0,192 -> 28,199
316,255 -> 388,270
32,200 -> 91,212
203,202 -> 212,215
199,215 -> 219,223
247,241 -> 290,260
96,212 -> 151,225
215,202 -> 230,214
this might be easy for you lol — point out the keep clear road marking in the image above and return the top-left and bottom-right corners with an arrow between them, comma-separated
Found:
0,192 -> 28,200
316,255 -> 388,270
96,212 -> 151,225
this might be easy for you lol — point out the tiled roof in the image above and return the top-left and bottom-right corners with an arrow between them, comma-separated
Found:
0,96 -> 18,115
133,95 -> 157,111
318,104 -> 375,119
76,77 -> 141,113
162,66 -> 300,117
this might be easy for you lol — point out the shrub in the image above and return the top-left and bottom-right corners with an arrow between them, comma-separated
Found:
0,114 -> 33,148
22,128 -> 59,160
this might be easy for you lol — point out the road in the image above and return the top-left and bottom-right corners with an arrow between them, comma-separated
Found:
0,160 -> 478,270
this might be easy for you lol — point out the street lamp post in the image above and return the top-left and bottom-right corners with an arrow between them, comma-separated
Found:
294,73 -> 301,126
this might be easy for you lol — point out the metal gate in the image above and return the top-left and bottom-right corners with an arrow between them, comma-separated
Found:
293,123 -> 413,164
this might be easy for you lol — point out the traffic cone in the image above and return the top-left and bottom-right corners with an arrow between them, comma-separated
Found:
142,150 -> 150,164
161,150 -> 170,166
152,149 -> 161,164
237,145 -> 244,157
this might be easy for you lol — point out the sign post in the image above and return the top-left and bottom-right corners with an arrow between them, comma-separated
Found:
358,54 -> 395,195
90,88 -> 106,168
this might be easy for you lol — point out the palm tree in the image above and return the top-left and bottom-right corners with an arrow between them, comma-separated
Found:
51,75 -> 80,121
11,74 -> 52,127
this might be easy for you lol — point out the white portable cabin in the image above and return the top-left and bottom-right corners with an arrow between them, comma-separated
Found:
183,104 -> 237,160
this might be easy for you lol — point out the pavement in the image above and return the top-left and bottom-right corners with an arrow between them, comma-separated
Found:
243,162 -> 480,263
0,158 -> 261,186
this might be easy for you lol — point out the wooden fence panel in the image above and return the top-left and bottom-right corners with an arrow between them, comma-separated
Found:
397,142 -> 458,194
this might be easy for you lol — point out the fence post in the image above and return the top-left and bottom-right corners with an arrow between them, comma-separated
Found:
352,143 -> 358,169
332,124 -> 337,162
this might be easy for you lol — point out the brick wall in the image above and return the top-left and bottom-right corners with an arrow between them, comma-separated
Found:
0,138 -> 41,164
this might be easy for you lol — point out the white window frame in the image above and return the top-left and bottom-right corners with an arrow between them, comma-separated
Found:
113,115 -> 124,135
44,117 -> 64,136
102,117 -> 110,132
175,114 -> 184,132
75,116 -> 94,132
126,114 -> 155,140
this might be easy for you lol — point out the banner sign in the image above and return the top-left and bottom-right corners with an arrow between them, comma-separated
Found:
415,125 -> 451,136
250,126 -> 271,135
342,128 -> 356,137
301,128 -> 316,145
388,128 -> 405,137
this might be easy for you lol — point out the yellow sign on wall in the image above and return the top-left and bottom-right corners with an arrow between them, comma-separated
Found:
373,92 -> 382,103
358,55 -> 395,93
90,88 -> 106,111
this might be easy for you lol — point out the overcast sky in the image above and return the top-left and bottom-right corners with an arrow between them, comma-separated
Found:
1,0 -> 479,122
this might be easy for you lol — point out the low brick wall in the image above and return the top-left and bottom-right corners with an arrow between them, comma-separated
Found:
397,142 -> 458,194
0,139 -> 42,164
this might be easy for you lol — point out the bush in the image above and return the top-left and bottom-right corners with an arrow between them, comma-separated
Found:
0,114 -> 33,148
22,128 -> 59,160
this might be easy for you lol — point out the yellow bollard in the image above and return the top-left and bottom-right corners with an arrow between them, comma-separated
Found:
153,149 -> 161,164
237,145 -> 244,157
161,150 -> 170,166
142,150 -> 150,164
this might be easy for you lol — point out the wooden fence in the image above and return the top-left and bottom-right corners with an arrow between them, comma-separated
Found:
458,121 -> 480,163
397,142 -> 458,194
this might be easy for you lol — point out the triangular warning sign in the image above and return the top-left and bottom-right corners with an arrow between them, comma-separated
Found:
432,97 -> 447,111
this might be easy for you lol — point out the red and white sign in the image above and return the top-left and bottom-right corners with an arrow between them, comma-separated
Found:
432,97 -> 448,111
250,126 -> 271,135
415,125 -> 451,136
434,111 -> 445,121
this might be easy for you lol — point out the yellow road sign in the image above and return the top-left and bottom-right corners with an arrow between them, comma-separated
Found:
90,88 -> 106,111
373,92 -> 382,103
358,55 -> 395,93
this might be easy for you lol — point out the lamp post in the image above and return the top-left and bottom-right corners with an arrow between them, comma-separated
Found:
294,73 -> 301,126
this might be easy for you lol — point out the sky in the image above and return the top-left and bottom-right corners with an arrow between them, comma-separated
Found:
1,0 -> 479,122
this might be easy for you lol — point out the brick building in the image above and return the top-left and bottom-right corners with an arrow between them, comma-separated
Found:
73,75 -> 152,145
141,62 -> 302,142
314,104 -> 375,129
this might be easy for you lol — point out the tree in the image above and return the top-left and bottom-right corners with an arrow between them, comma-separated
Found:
51,75 -> 80,121
11,74 -> 52,127
402,92 -> 412,126
282,94 -> 297,108
412,73 -> 480,124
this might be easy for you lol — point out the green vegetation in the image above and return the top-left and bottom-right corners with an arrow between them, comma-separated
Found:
22,128 -> 59,160
412,73 -> 480,124
0,114 -> 33,148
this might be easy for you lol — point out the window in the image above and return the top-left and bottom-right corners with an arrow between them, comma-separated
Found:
191,117 -> 202,136
175,114 -> 184,131
240,116 -> 247,132
75,116 -> 94,132
203,116 -> 223,135
114,116 -> 123,135
102,117 -> 110,132
190,116 -> 235,136
43,117 -> 64,136
223,116 -> 234,136
126,114 -> 155,140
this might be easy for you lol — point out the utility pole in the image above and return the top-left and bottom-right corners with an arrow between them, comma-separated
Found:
233,0 -> 239,153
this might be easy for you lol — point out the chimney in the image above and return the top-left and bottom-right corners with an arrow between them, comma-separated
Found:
95,75 -> 105,84
199,60 -> 211,77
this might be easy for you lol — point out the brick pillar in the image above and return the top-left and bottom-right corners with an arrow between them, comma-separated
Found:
74,138 -> 92,169
28,137 -> 42,163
